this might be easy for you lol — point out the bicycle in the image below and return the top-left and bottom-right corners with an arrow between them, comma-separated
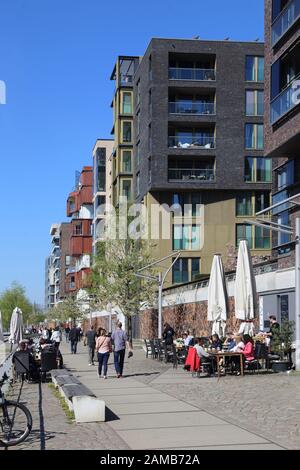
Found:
0,373 -> 32,447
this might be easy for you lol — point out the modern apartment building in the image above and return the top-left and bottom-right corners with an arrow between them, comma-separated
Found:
265,0 -> 300,266
133,38 -> 272,284
66,166 -> 93,295
92,139 -> 114,249
58,222 -> 72,300
44,224 -> 61,310
110,56 -> 140,206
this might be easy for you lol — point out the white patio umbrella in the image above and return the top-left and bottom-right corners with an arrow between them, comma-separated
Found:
207,254 -> 228,338
8,307 -> 23,348
234,240 -> 257,336
0,310 -> 4,343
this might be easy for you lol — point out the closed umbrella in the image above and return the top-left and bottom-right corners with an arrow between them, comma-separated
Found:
207,254 -> 228,338
234,240 -> 257,336
8,307 -> 23,348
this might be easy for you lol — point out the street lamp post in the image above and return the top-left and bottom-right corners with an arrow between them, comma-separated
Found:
135,252 -> 181,339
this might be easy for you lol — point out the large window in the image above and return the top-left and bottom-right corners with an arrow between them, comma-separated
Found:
236,224 -> 270,249
173,224 -> 201,250
245,56 -> 264,82
122,92 -> 132,114
255,191 -> 270,213
245,124 -> 264,150
96,148 -> 106,192
236,194 -> 253,216
276,160 -> 294,191
246,90 -> 264,116
245,157 -> 272,182
278,211 -> 291,246
122,150 -> 132,173
121,179 -> 132,200
172,193 -> 201,217
172,257 -> 200,284
122,121 -> 132,143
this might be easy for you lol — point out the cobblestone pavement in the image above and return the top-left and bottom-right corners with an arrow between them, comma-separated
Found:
150,368 -> 300,450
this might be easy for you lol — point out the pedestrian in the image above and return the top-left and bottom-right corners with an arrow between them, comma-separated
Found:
96,328 -> 112,379
111,321 -> 130,378
69,324 -> 80,354
162,322 -> 175,345
85,325 -> 97,366
51,326 -> 62,350
64,325 -> 70,343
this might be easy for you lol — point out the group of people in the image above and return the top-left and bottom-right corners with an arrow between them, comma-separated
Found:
82,322 -> 131,379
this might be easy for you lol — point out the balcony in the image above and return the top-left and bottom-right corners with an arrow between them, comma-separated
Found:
168,135 -> 215,149
270,73 -> 300,123
168,101 -> 215,115
272,0 -> 300,46
168,168 -> 215,182
169,68 -> 216,81
120,73 -> 133,86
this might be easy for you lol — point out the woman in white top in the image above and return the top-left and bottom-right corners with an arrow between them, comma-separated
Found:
230,335 -> 245,352
51,326 -> 62,350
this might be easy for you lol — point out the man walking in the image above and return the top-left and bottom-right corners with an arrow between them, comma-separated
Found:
64,325 -> 70,343
111,322 -> 130,378
69,324 -> 80,354
85,325 -> 97,366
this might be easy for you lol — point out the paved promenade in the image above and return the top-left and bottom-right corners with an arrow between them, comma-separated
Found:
5,339 -> 300,450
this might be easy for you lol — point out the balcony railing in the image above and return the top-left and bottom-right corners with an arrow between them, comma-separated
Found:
66,266 -> 76,275
168,168 -> 215,182
270,73 -> 300,123
168,135 -> 215,149
120,74 -> 133,86
169,68 -> 216,81
272,0 -> 300,45
168,101 -> 215,115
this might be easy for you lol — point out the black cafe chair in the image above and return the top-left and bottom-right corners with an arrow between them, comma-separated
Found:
13,351 -> 30,382
40,351 -> 57,382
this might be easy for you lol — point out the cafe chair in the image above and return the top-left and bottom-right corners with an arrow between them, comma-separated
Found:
40,351 -> 57,382
144,339 -> 152,358
13,351 -> 30,382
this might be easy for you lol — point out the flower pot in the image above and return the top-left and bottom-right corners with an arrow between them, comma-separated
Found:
272,361 -> 289,373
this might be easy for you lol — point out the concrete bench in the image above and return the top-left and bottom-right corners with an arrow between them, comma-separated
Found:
51,370 -> 105,423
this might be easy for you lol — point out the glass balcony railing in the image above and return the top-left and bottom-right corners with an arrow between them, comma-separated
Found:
119,74 -> 133,86
168,135 -> 215,149
169,68 -> 216,81
168,168 -> 215,181
169,101 -> 215,115
270,74 -> 300,123
272,0 -> 300,45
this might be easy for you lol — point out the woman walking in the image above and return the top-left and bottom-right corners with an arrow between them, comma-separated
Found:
96,329 -> 112,379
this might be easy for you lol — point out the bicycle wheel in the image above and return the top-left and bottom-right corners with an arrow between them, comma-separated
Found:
0,400 -> 32,447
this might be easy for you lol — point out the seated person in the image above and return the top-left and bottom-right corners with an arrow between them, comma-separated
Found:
211,334 -> 222,351
39,337 -> 56,352
223,332 -> 236,350
230,335 -> 244,352
229,335 -> 245,375
242,334 -> 255,361
184,330 -> 194,347
194,337 -> 215,375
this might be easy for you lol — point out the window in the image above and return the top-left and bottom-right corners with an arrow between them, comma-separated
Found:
122,150 -> 132,173
96,148 -> 106,192
172,193 -> 201,217
246,90 -> 264,116
255,191 -> 270,213
236,194 -> 253,216
136,173 -> 140,196
122,121 -> 132,143
278,211 -> 291,246
245,124 -> 264,149
122,179 -> 132,200
74,223 -> 82,235
236,224 -> 270,249
172,224 -> 201,250
122,92 -> 132,114
272,189 -> 289,215
65,255 -> 71,266
172,258 -> 200,283
245,157 -> 271,182
276,160 -> 294,191
272,0 -> 290,21
246,56 -> 264,82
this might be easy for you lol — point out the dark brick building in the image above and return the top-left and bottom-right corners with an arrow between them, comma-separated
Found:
133,38 -> 272,284
264,0 -> 300,266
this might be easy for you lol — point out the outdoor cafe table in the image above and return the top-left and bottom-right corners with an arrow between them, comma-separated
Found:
211,351 -> 244,379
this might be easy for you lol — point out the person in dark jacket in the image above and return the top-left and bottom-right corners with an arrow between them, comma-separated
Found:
85,325 -> 97,365
162,323 -> 175,345
69,325 -> 80,354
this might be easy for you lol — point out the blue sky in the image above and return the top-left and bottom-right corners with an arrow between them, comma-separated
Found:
0,0 -> 264,305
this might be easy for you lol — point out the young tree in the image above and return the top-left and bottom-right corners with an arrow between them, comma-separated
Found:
91,237 -> 157,342
47,297 -> 84,326
0,282 -> 32,329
